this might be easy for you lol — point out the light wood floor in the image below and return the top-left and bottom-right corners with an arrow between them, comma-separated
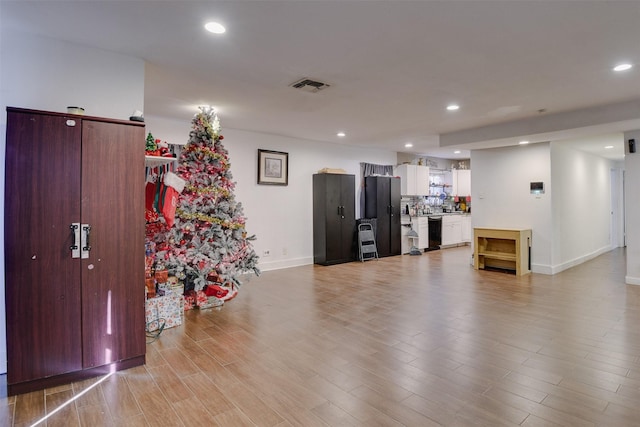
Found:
4,246 -> 640,426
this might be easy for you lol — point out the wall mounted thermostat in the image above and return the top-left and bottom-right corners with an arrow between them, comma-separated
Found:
530,181 -> 544,194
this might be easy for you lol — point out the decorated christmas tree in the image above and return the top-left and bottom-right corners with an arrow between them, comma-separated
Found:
145,132 -> 157,152
154,107 -> 259,292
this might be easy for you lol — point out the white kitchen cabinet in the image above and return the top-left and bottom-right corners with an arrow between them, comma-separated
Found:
411,217 -> 429,249
395,164 -> 429,196
442,215 -> 463,246
452,169 -> 471,197
461,215 -> 472,243
401,224 -> 411,254
415,166 -> 429,196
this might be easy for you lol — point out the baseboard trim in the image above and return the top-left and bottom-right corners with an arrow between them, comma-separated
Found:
532,246 -> 613,275
258,256 -> 313,272
256,246 -> 614,276
625,276 -> 640,285
531,264 -> 553,275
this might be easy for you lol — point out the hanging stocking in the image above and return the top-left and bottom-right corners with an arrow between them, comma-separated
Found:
145,169 -> 160,223
160,171 -> 186,228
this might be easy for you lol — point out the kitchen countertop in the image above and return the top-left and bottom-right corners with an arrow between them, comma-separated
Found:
402,212 -> 471,218
401,212 -> 470,224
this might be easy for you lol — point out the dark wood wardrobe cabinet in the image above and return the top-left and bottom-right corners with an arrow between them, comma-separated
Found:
4,107 -> 146,395
313,173 -> 356,265
364,176 -> 401,257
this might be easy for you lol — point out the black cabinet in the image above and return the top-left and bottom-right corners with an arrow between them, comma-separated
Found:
364,176 -> 401,257
313,174 -> 356,265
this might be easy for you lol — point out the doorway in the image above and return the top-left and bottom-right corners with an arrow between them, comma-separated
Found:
610,168 -> 625,248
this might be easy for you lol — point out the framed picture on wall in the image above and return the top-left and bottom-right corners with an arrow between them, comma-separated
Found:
258,149 -> 288,186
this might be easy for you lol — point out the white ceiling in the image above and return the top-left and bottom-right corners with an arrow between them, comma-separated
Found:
3,1 -> 639,161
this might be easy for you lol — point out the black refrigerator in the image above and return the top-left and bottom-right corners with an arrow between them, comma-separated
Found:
364,176 -> 401,257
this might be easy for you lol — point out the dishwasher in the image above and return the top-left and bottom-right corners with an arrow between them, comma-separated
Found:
427,216 -> 442,250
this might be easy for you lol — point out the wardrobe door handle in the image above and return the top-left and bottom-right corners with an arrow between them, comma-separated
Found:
81,224 -> 91,259
70,223 -> 80,259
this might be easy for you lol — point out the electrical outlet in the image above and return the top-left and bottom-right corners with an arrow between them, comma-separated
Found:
263,250 -> 270,257
282,247 -> 287,256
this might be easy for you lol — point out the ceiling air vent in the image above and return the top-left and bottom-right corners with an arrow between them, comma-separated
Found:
290,78 -> 331,93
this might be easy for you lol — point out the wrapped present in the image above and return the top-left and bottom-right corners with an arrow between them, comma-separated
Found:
145,277 -> 156,298
192,289 -> 222,309
184,290 -> 197,311
171,283 -> 184,295
155,269 -> 169,283
157,282 -> 171,293
145,292 -> 182,331
167,276 -> 184,297
195,290 -> 208,306
198,296 -> 224,310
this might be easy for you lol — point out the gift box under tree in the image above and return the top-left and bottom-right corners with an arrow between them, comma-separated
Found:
145,292 -> 182,331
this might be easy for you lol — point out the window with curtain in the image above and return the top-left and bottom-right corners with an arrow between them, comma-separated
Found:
360,162 -> 394,178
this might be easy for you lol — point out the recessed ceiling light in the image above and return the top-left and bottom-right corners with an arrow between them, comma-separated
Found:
405,143 -> 413,148
454,150 -> 461,154
613,63 -> 632,72
446,104 -> 460,111
337,132 -> 346,137
204,22 -> 226,34
605,145 -> 614,149
519,140 -> 530,145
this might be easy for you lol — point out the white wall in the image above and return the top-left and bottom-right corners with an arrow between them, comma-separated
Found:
472,141 -> 621,275
0,33 -> 144,121
397,152 -> 468,170
550,141 -> 618,273
0,32 -> 145,374
625,130 -> 640,284
471,143 -> 553,272
146,115 -> 398,271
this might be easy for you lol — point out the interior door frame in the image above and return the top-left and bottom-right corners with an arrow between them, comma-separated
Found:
610,167 -> 625,248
